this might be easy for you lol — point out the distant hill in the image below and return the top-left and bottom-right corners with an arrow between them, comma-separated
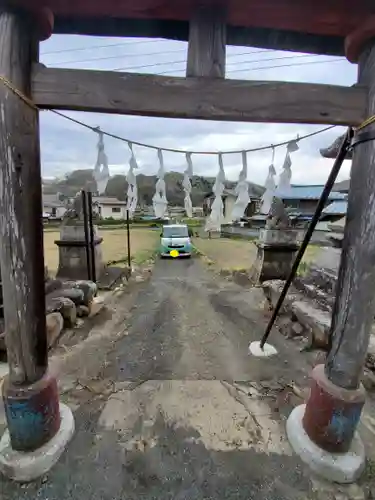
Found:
42,169 -> 264,207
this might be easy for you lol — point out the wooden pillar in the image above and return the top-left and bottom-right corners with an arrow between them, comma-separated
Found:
0,8 -> 60,452
325,41 -> 375,390
294,39 -> 375,459
186,4 -> 226,78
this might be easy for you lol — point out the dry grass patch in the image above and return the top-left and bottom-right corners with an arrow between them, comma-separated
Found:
194,237 -> 321,273
193,238 -> 257,271
44,228 -> 159,275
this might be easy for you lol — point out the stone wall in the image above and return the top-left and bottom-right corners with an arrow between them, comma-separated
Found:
0,272 -> 105,355
262,278 -> 375,390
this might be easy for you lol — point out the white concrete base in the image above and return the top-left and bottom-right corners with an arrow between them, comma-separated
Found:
248,341 -> 278,358
0,403 -> 75,482
286,404 -> 365,484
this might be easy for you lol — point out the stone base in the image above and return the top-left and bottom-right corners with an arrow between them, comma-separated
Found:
55,224 -> 105,281
250,229 -> 299,284
287,404 -> 365,483
0,403 -> 75,482
248,341 -> 278,358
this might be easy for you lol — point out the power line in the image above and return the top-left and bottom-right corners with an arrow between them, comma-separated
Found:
49,49 -> 185,66
156,57 -> 346,76
219,57 -> 346,74
40,38 -> 177,56
49,109 -> 336,156
47,48 -> 277,68
113,53 -> 341,73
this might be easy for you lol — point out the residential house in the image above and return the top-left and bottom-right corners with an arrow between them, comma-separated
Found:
92,196 -> 127,219
319,178 -> 350,225
276,185 -> 347,223
42,194 -> 66,219
203,186 -> 263,225
321,200 -> 348,222
333,179 -> 350,194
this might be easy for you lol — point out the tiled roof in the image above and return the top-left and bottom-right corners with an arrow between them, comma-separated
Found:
275,185 -> 347,201
92,197 -> 127,205
42,194 -> 64,207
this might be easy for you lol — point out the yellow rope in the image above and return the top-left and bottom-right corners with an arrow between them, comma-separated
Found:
0,75 -> 38,111
356,114 -> 375,131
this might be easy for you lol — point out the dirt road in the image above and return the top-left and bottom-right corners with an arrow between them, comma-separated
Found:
1,258 -> 368,500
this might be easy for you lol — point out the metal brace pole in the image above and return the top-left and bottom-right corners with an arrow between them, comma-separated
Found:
259,128 -> 353,349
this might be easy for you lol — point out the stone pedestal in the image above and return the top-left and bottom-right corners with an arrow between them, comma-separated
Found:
250,228 -> 299,284
55,224 -> 105,281
287,365 -> 366,483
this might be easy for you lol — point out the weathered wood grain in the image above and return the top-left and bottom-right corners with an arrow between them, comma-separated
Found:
53,16 -> 345,57
10,0 -> 375,38
0,10 -> 47,384
32,65 -> 367,126
186,5 -> 226,78
326,41 -> 375,389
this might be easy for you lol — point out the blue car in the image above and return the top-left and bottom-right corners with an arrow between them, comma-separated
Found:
160,224 -> 192,258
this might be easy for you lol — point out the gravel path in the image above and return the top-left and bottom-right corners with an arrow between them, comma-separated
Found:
1,257 -> 364,500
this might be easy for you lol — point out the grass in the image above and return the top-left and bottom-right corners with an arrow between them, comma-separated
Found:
44,227 -> 159,275
194,236 -> 322,273
193,237 -> 257,272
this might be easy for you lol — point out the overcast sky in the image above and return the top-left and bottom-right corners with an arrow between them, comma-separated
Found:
39,35 -> 357,186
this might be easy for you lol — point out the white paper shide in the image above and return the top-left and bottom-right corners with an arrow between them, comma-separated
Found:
232,151 -> 250,221
93,129 -> 110,195
277,139 -> 299,195
205,154 -> 226,232
183,153 -> 193,218
260,163 -> 276,215
126,143 -> 138,218
153,149 -> 168,219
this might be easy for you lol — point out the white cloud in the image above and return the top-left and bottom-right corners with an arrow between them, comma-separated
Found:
39,35 -> 357,187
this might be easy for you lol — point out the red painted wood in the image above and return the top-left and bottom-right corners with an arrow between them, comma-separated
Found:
346,16 -> 375,62
302,365 -> 365,453
9,0 -> 375,38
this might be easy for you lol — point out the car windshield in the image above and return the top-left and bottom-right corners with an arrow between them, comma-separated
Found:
163,226 -> 189,238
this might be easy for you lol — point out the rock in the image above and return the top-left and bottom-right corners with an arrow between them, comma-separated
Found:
47,287 -> 85,306
46,297 -> 77,328
338,484 -> 365,500
60,280 -> 97,306
74,281 -> 97,306
362,369 -> 375,391
262,280 -> 298,314
123,267 -> 132,281
367,334 -> 375,369
76,305 -> 90,317
276,316 -> 292,336
0,332 -> 6,352
89,296 -> 105,318
45,278 -> 63,296
291,322 -> 304,336
46,312 -> 64,347
291,301 -> 331,349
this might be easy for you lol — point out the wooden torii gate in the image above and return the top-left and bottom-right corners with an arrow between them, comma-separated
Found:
0,0 -> 374,481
